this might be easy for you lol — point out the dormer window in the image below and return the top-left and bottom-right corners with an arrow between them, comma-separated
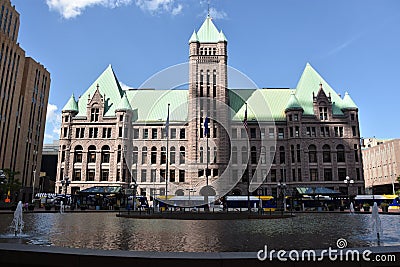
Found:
91,107 -> 99,122
319,106 -> 328,120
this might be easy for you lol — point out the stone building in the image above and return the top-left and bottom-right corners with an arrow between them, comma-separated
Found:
362,138 -> 400,194
0,0 -> 50,202
57,15 -> 364,199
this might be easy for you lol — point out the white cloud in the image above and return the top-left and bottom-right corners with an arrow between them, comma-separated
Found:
119,81 -> 133,90
46,0 -> 133,19
44,103 -> 61,143
208,7 -> 227,20
135,0 -> 183,15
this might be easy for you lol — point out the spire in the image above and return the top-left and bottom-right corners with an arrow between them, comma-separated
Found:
285,90 -> 303,112
115,92 -> 132,112
189,30 -> 199,43
342,92 -> 358,110
62,94 -> 78,113
196,15 -> 222,43
218,30 -> 227,42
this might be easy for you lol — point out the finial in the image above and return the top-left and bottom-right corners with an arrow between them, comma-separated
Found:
96,84 -> 99,90
207,0 -> 210,17
319,83 -> 323,90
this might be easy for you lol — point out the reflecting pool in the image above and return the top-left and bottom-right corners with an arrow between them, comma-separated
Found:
0,213 -> 399,252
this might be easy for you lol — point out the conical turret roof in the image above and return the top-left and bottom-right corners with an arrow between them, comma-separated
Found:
342,92 -> 358,110
115,92 -> 133,112
196,15 -> 222,43
62,94 -> 78,112
285,91 -> 303,111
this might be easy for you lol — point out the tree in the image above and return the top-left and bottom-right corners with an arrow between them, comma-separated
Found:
0,169 -> 21,202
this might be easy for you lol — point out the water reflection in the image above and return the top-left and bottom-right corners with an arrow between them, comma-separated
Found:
0,213 -> 399,252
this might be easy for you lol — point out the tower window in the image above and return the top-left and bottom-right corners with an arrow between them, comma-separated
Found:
91,108 -> 99,122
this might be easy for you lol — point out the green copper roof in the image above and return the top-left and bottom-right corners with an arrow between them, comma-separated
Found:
115,92 -> 133,112
196,15 -> 222,43
230,89 -> 292,122
219,30 -> 227,42
76,65 -> 124,117
62,94 -> 78,112
285,91 -> 303,111
125,90 -> 188,122
342,92 -> 358,110
295,63 -> 344,115
189,30 -> 199,43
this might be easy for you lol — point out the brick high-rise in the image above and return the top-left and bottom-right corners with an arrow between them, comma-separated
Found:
0,0 -> 51,202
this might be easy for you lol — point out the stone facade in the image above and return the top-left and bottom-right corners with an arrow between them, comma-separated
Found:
56,16 -> 364,199
0,0 -> 50,202
362,138 -> 400,194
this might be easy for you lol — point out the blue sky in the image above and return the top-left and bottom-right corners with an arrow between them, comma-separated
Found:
10,0 -> 400,143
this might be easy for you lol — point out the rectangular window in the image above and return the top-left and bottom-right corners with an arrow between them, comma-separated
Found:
101,169 -> 109,181
133,129 -> 139,139
295,126 -> 299,137
311,127 -> 316,137
231,128 -> 237,139
351,114 -> 355,121
180,128 -> 185,139
143,129 -> 149,139
288,114 -> 292,121
89,128 -> 98,138
250,128 -> 256,139
352,126 -> 357,137
334,127 -> 344,137
151,170 -> 156,182
241,128 -> 246,139
151,129 -> 157,139
73,169 -> 81,181
278,128 -> 284,139
356,168 -> 361,180
292,169 -> 296,181
63,127 -> 68,138
162,128 -> 167,139
160,169 -> 166,182
306,127 -> 311,137
261,128 -> 265,139
87,169 -> 95,181
338,168 -> 347,180
91,108 -> 99,122
170,169 -> 175,182
141,170 -> 147,182
310,169 -> 318,181
298,168 -> 302,181
319,107 -> 328,120
294,114 -> 299,121
179,170 -> 185,182
324,168 -> 332,181
119,127 -> 123,137
171,128 -> 177,139
269,128 -> 275,139
119,114 -> 124,121
270,169 -> 277,182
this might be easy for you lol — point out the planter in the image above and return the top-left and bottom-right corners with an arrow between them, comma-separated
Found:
363,206 -> 370,212
381,206 -> 389,213
339,206 -> 345,211
54,205 -> 61,211
328,206 -> 335,211
44,205 -> 52,211
28,204 -> 35,211
80,206 -> 87,210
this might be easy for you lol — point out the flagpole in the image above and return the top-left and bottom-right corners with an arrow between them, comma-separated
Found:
206,128 -> 209,186
165,104 -> 170,200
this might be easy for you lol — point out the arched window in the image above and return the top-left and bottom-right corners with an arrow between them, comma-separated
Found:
74,145 -> 83,163
241,146 -> 248,164
161,146 -> 166,164
117,145 -> 122,163
322,144 -> 331,163
337,144 -> 345,162
279,146 -> 285,164
61,145 -> 66,162
200,147 -> 204,163
132,146 -> 138,164
251,146 -> 257,164
88,145 -> 96,163
232,146 -> 237,164
142,147 -> 147,164
170,146 -> 176,164
151,146 -> 157,164
308,145 -> 317,163
180,146 -> 186,164
101,145 -> 110,163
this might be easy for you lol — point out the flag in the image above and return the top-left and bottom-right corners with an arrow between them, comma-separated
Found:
165,104 -> 170,138
204,116 -> 209,137
243,104 -> 248,130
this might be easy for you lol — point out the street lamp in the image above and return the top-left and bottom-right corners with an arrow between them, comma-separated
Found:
186,188 -> 196,208
61,177 -> 71,195
344,176 -> 354,207
277,180 -> 287,213
32,169 -> 36,203
130,182 -> 138,211
0,170 -> 6,184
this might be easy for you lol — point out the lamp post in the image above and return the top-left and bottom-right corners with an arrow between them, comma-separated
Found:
0,170 -> 6,201
344,175 -> 354,207
130,182 -> 138,211
61,177 -> 71,196
277,180 -> 287,213
186,188 -> 196,209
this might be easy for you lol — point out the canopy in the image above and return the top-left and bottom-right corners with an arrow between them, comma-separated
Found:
77,186 -> 123,195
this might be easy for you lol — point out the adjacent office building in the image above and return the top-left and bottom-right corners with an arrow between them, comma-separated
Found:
0,0 -> 51,201
57,15 -> 363,198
